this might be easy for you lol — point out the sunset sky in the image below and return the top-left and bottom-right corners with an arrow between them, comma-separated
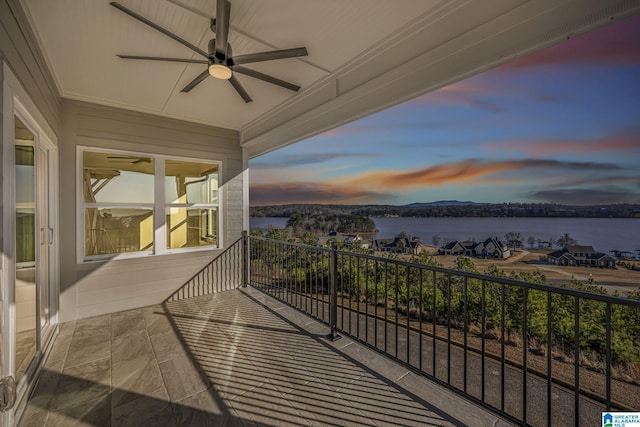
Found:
249,14 -> 640,207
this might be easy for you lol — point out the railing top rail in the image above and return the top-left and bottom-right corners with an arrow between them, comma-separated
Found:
250,235 -> 333,253
248,235 -> 640,308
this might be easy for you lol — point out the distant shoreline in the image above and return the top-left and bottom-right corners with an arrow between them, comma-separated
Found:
250,202 -> 640,219
250,216 -> 640,254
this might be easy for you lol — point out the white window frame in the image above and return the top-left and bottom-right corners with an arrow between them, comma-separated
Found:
77,146 -> 223,262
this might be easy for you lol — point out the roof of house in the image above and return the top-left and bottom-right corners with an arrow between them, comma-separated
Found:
567,245 -> 597,254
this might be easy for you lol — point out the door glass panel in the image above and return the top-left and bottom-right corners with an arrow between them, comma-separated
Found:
39,147 -> 49,330
14,116 -> 36,383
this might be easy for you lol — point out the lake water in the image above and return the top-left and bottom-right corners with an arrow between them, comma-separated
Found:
250,216 -> 640,253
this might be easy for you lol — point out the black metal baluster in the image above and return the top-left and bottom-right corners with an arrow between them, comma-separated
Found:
463,276 -> 468,393
384,261 -> 389,354
574,296 -> 579,427
357,257 -> 361,340
406,265 -> 411,364
432,270 -> 437,377
395,263 -> 399,358
365,258 -> 369,343
605,302 -> 611,411
419,268 -> 423,372
375,260 -> 379,350
522,287 -> 528,424
447,273 -> 451,385
501,283 -> 506,412
481,280 -> 486,402
547,291 -> 552,426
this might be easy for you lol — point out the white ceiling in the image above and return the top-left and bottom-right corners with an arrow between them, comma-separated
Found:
20,0 -> 640,157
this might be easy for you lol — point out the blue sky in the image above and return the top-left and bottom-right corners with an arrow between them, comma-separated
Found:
249,15 -> 640,206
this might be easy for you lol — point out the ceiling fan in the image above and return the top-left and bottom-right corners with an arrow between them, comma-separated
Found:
110,0 -> 308,103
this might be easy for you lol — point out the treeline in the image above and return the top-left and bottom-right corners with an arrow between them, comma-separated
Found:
286,213 -> 376,236
250,203 -> 640,218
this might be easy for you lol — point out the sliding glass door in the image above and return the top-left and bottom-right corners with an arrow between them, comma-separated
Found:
12,113 -> 55,406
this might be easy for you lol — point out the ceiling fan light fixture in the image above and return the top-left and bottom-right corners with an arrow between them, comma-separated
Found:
208,63 -> 232,80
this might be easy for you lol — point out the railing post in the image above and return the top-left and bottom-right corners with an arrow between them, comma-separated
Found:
327,242 -> 340,341
242,230 -> 249,287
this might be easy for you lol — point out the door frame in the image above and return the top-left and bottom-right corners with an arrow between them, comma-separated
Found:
1,63 -> 59,426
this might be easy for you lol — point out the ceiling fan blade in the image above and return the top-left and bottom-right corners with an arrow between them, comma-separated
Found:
181,69 -> 210,93
215,0 -> 231,59
228,75 -> 252,103
118,55 -> 208,64
233,66 -> 300,92
110,2 -> 209,58
231,47 -> 308,65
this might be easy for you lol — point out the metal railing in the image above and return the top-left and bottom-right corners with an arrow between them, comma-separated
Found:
247,235 -> 640,427
165,236 -> 244,302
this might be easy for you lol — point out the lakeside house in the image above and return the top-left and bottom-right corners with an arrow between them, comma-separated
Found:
609,249 -> 640,261
317,231 -> 369,249
373,234 -> 423,255
440,238 -> 511,259
537,241 -> 552,249
547,245 -> 616,268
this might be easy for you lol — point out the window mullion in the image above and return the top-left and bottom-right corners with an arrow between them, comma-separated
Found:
154,158 -> 166,255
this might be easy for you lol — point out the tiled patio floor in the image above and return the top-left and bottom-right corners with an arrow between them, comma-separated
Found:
19,287 -> 512,426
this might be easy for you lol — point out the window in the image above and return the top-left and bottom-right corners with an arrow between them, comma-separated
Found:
80,148 -> 221,260
165,160 -> 219,250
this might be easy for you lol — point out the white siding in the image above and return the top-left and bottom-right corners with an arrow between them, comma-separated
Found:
59,100 -> 243,321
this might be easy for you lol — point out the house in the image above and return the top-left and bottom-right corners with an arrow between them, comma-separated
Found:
440,240 -> 476,256
475,237 -> 511,259
507,239 -> 525,249
1,0 -> 637,424
317,231 -> 365,248
440,237 -> 510,259
373,235 -> 422,255
547,246 -> 616,268
538,241 -> 552,249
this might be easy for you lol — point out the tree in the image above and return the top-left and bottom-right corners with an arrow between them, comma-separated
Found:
264,225 -> 290,241
527,236 -> 536,248
455,256 -> 477,272
557,233 -> 578,248
504,231 -> 523,248
431,234 -> 441,247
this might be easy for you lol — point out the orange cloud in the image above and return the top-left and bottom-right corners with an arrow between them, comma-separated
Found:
342,159 -> 620,190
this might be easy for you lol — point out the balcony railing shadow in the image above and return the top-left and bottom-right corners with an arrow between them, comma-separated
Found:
161,287 -> 484,426
21,286 -> 506,426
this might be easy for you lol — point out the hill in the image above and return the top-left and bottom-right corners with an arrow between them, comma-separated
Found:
405,200 -> 488,207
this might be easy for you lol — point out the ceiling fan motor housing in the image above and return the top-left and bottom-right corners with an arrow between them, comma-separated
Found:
208,39 -> 232,64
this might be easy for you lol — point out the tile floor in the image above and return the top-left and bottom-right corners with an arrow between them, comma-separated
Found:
19,287 -> 512,426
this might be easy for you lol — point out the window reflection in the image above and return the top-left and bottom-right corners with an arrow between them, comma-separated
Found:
83,152 -> 155,256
